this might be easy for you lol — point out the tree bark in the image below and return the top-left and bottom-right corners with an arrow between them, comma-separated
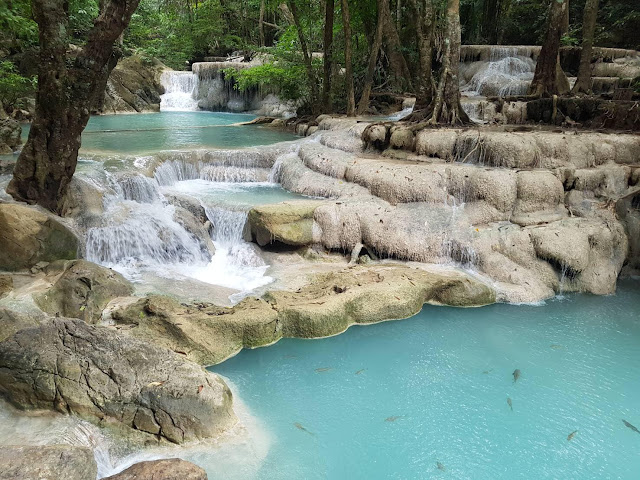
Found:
572,0 -> 599,94
357,0 -> 385,115
287,0 -> 320,114
411,0 -> 469,125
481,0 -> 500,44
528,0 -> 569,97
322,0 -> 335,112
380,0 -> 414,92
410,0 -> 435,102
8,0 -> 140,213
259,0 -> 266,47
341,0 -> 356,116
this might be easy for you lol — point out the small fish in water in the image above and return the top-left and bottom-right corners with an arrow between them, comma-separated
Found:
283,354 -> 297,359
482,368 -> 493,375
294,422 -> 314,435
623,420 -> 640,434
385,416 -> 402,422
507,397 -> 513,411
315,367 -> 332,373
355,369 -> 366,375
550,344 -> 563,350
436,462 -> 446,471
513,369 -> 521,383
567,430 -> 578,441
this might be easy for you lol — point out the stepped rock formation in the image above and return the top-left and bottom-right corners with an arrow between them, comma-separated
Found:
103,459 -> 207,480
0,445 -> 97,480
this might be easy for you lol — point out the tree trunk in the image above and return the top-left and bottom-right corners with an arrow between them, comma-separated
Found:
259,0 -> 266,47
380,0 -> 414,92
410,0 -> 435,102
322,0 -> 335,112
411,0 -> 469,125
7,0 -> 140,214
341,0 -> 356,116
287,0 -> 319,114
572,0 -> 599,94
481,0 -> 500,44
357,0 -> 385,115
528,0 -> 568,97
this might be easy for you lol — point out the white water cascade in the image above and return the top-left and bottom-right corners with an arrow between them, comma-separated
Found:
460,47 -> 536,97
160,71 -> 199,111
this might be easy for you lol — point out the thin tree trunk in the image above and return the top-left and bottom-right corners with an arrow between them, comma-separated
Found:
528,0 -> 568,97
357,0 -> 385,114
259,0 -> 266,47
8,0 -> 140,213
419,0 -> 469,125
481,0 -> 500,44
322,0 -> 335,112
380,0 -> 414,92
341,0 -> 355,116
287,0 -> 319,114
410,0 -> 435,102
572,0 -> 599,94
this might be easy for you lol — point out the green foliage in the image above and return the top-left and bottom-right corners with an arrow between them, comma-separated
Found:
224,63 -> 307,100
68,0 -> 99,40
0,61 -> 36,108
0,0 -> 37,50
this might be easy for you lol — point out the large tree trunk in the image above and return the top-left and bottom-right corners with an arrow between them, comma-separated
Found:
322,0 -> 335,112
410,0 -> 435,102
421,0 -> 469,125
8,0 -> 140,214
341,0 -> 356,116
572,0 -> 599,94
528,0 -> 569,97
287,0 -> 320,114
481,0 -> 500,44
357,0 -> 385,115
380,0 -> 414,92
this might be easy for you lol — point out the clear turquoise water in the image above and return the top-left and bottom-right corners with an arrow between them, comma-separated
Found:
19,112 -> 297,154
208,281 -> 640,480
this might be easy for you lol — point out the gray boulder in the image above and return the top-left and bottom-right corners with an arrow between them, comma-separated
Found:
0,445 -> 97,480
103,459 -> 207,480
35,260 -> 134,323
0,203 -> 78,271
0,318 -> 236,444
0,117 -> 21,154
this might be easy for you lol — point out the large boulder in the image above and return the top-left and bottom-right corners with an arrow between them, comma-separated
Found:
0,445 -> 97,480
0,308 -> 44,342
0,117 -> 21,154
0,318 -> 236,444
98,56 -> 165,114
0,204 -> 79,271
103,459 -> 207,480
35,260 -> 134,323
247,200 -> 321,247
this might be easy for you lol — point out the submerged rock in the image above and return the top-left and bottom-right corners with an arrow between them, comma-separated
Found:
111,264 -> 495,365
102,458 -> 207,480
0,204 -> 79,271
0,318 -> 236,443
35,260 -> 134,323
0,445 -> 97,480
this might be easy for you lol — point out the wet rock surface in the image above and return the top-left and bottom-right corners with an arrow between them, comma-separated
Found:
102,458 -> 207,480
0,117 -> 21,154
0,317 -> 236,443
0,444 -> 97,480
111,264 -> 495,365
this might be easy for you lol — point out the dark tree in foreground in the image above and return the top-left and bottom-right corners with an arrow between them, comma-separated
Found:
322,0 -> 335,112
572,0 -> 599,94
8,0 -> 140,213
357,0 -> 385,115
528,0 -> 569,97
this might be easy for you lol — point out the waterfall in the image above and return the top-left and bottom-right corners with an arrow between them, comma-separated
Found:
160,71 -> 199,111
85,202 -> 211,274
112,174 -> 162,203
461,46 -> 536,97
154,159 -> 270,186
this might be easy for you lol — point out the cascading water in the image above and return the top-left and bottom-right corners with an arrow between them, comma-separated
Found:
160,71 -> 199,111
460,47 -> 536,97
